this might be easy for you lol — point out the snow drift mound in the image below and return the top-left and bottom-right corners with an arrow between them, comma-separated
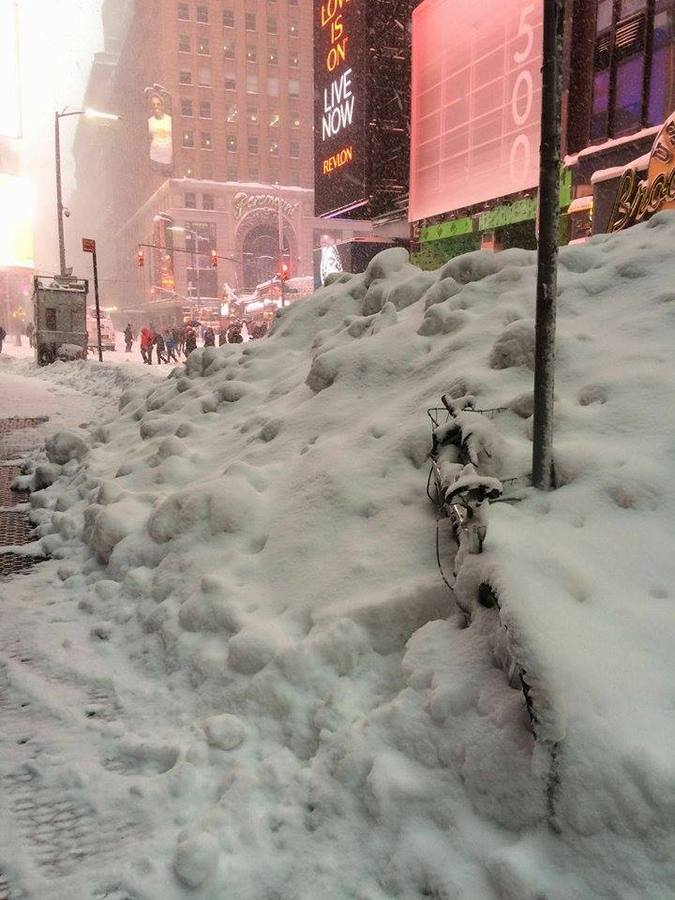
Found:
30,213 -> 675,898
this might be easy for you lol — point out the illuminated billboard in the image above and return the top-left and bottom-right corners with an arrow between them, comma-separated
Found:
0,0 -> 21,139
314,0 -> 368,217
409,0 -> 543,222
145,85 -> 173,173
0,174 -> 33,268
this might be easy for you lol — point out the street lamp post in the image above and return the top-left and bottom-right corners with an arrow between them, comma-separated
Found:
54,108 -> 120,276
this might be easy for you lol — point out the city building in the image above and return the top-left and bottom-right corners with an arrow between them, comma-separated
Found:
0,0 -> 33,337
69,0 -> 374,325
409,0 -> 675,265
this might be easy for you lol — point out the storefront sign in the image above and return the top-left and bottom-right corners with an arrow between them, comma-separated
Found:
233,192 -> 299,221
608,112 -> 675,232
314,0 -> 368,217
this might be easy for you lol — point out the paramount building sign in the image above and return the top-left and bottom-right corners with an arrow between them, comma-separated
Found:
609,113 -> 675,232
233,193 -> 299,221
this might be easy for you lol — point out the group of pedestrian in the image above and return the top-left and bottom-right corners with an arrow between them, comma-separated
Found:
124,318 -> 268,365
133,324 -> 185,365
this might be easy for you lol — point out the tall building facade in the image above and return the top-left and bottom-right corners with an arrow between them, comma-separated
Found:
69,0 -> 372,321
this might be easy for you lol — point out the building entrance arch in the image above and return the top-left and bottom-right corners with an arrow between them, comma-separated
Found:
242,224 -> 290,291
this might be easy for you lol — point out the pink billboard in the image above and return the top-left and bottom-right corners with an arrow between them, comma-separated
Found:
409,0 -> 543,222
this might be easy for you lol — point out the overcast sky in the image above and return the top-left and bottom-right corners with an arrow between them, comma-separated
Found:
18,0 -> 104,270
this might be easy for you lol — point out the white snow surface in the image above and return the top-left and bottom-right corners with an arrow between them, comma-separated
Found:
3,215 -> 675,898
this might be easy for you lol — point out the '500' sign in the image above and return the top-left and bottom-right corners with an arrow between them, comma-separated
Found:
508,3 -> 540,185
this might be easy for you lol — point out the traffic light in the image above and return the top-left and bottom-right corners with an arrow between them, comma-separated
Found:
211,249 -> 218,268
279,263 -> 289,282
137,247 -> 145,267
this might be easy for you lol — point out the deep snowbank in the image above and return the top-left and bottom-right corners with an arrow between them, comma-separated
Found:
28,213 -> 675,898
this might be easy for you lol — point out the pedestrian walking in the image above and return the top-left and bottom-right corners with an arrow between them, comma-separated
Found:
124,323 -> 134,353
140,326 -> 153,364
154,330 -> 167,364
165,329 -> 178,363
227,322 -> 243,344
203,326 -> 215,347
26,321 -> 35,348
176,325 -> 186,356
0,324 -> 6,354
185,326 -> 197,355
218,324 -> 227,346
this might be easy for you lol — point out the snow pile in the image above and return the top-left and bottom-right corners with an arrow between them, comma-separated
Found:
24,214 -> 675,898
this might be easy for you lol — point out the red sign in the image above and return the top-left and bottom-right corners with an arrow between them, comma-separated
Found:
82,238 -> 96,253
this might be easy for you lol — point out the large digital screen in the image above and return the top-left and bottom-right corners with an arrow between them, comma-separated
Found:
314,0 -> 368,217
0,0 -> 21,138
0,174 -> 33,268
409,0 -> 543,222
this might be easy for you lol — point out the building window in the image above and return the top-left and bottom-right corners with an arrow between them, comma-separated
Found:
288,0 -> 298,5
185,191 -> 197,208
178,2 -> 189,19
290,140 -> 300,158
590,0 -> 673,142
247,107 -> 259,123
179,70 -> 192,85
267,77 -> 279,96
196,4 -> 208,23
289,50 -> 299,67
246,45 -> 257,63
203,193 -> 215,210
202,162 -> 213,179
289,111 -> 300,128
178,34 -> 191,52
267,17 -> 277,34
226,103 -> 238,122
185,166 -> 194,177
289,20 -> 299,37
288,79 -> 300,98
227,135 -> 238,152
246,12 -> 256,30
197,37 -> 210,55
269,139 -> 279,155
225,70 -> 236,90
246,74 -> 259,94
227,166 -> 238,181
180,98 -> 193,116
268,47 -> 278,65
249,165 -> 259,180
224,39 -> 235,59
183,130 -> 195,148
248,135 -> 259,154
290,170 -> 300,186
223,8 -> 234,27
269,109 -> 280,127
201,132 -> 213,149
199,101 -> 212,118
198,67 -> 212,86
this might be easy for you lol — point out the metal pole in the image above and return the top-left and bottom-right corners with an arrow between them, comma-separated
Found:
55,112 -> 67,276
92,248 -> 103,362
277,189 -> 285,307
532,0 -> 564,491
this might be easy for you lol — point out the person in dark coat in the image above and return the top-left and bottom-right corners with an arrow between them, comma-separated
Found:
26,321 -> 35,348
154,330 -> 167,364
0,324 -> 6,354
218,325 -> 228,346
184,326 -> 197,354
124,324 -> 133,353
203,326 -> 215,347
227,322 -> 243,344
